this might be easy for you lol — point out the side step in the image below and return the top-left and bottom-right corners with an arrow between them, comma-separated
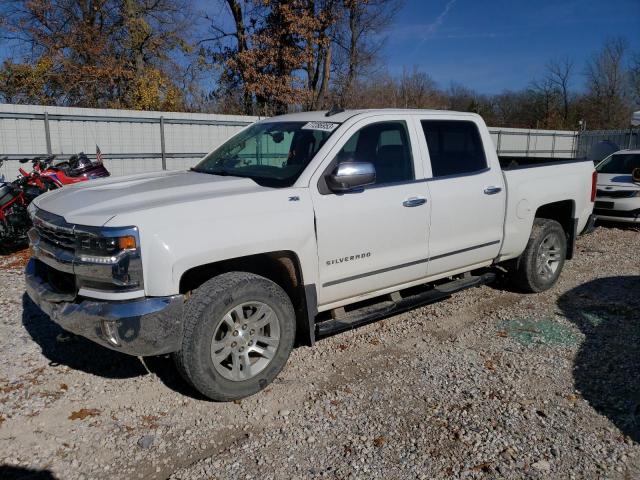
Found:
315,272 -> 496,338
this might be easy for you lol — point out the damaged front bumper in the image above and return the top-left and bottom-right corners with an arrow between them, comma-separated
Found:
25,258 -> 184,356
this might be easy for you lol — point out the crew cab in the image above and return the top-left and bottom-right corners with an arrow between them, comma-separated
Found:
25,109 -> 596,401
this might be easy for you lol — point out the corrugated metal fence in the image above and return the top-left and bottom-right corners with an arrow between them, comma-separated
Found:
0,103 -> 580,181
0,104 -> 259,180
574,128 -> 640,159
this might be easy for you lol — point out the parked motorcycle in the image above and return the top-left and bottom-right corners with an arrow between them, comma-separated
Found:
0,158 -> 44,248
0,152 -> 111,249
18,152 -> 110,189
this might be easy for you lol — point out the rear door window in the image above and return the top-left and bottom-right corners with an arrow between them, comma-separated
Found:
420,120 -> 487,178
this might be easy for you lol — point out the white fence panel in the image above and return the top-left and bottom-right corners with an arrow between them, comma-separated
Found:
0,103 -> 580,181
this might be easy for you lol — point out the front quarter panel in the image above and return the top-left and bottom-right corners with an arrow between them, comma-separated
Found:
109,188 -> 317,297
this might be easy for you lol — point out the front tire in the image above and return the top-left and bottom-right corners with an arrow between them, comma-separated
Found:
511,218 -> 567,293
173,272 -> 296,401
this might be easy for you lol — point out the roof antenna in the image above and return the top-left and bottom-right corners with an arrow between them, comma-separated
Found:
325,105 -> 345,117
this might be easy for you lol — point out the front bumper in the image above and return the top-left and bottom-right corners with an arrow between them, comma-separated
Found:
25,259 -> 184,356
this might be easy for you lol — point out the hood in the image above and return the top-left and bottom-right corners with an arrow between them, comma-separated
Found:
596,173 -> 640,189
33,170 -> 267,226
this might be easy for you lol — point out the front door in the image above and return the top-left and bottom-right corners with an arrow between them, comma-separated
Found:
310,116 -> 431,307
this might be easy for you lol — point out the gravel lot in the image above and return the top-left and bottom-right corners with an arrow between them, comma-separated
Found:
0,224 -> 639,480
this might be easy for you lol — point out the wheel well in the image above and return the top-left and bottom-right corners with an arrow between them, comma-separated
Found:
534,200 -> 577,259
179,251 -> 313,346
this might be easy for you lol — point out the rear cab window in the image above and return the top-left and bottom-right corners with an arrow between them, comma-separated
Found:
420,120 -> 487,178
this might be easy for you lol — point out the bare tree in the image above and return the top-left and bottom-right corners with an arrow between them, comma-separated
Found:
334,0 -> 403,107
629,52 -> 640,109
398,67 -> 442,108
529,77 -> 562,129
584,36 -> 631,128
546,56 -> 574,127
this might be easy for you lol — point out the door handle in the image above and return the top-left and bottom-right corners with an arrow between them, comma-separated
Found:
403,197 -> 427,207
484,186 -> 502,195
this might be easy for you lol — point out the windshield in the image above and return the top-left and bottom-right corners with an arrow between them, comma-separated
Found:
596,153 -> 640,174
192,121 -> 338,187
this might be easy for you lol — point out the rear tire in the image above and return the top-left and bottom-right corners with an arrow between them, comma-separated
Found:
511,218 -> 567,293
173,272 -> 296,401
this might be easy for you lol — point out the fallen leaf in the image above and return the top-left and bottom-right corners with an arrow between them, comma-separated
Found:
566,394 -> 580,404
0,414 -> 5,426
337,344 -> 348,351
59,383 -> 68,391
141,415 -> 159,428
369,338 -> 380,345
496,330 -> 508,338
373,436 -> 385,447
233,399 -> 241,405
1,384 -> 23,394
472,462 -> 492,473
484,360 -> 496,372
68,408 -> 100,420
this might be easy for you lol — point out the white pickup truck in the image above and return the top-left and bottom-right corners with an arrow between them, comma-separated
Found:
25,109 -> 596,400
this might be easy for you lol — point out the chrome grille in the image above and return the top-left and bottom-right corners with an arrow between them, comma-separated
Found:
32,209 -> 76,251
37,223 -> 76,250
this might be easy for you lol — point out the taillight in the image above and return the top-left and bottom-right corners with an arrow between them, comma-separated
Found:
590,170 -> 597,202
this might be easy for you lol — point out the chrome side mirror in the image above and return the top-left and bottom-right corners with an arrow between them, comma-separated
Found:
326,162 -> 376,192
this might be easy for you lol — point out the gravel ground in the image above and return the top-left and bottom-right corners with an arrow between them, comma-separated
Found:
0,224 -> 639,480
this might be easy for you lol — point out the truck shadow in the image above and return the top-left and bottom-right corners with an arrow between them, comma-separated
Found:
557,276 -> 640,443
0,465 -> 57,479
21,293 -> 206,399
21,293 -> 147,378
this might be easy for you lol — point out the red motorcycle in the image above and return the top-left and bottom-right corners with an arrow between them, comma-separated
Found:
19,152 -> 110,189
0,158 -> 45,249
1,153 -> 110,249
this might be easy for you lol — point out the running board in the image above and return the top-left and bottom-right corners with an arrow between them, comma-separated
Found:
315,272 -> 496,338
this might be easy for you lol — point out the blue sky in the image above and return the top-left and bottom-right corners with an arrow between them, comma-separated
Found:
1,0 -> 638,96
383,0 -> 640,93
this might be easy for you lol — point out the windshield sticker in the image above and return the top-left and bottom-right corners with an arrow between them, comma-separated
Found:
302,121 -> 339,132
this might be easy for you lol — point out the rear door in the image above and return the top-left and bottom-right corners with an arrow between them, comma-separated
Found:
310,115 -> 430,307
415,117 -> 505,276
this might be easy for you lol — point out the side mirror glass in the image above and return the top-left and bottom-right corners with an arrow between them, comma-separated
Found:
632,167 -> 640,184
326,162 -> 376,192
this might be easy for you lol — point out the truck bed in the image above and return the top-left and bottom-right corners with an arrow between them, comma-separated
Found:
499,156 -> 590,170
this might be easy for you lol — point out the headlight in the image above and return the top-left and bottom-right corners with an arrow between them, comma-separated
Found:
76,234 -> 137,256
73,228 -> 143,291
